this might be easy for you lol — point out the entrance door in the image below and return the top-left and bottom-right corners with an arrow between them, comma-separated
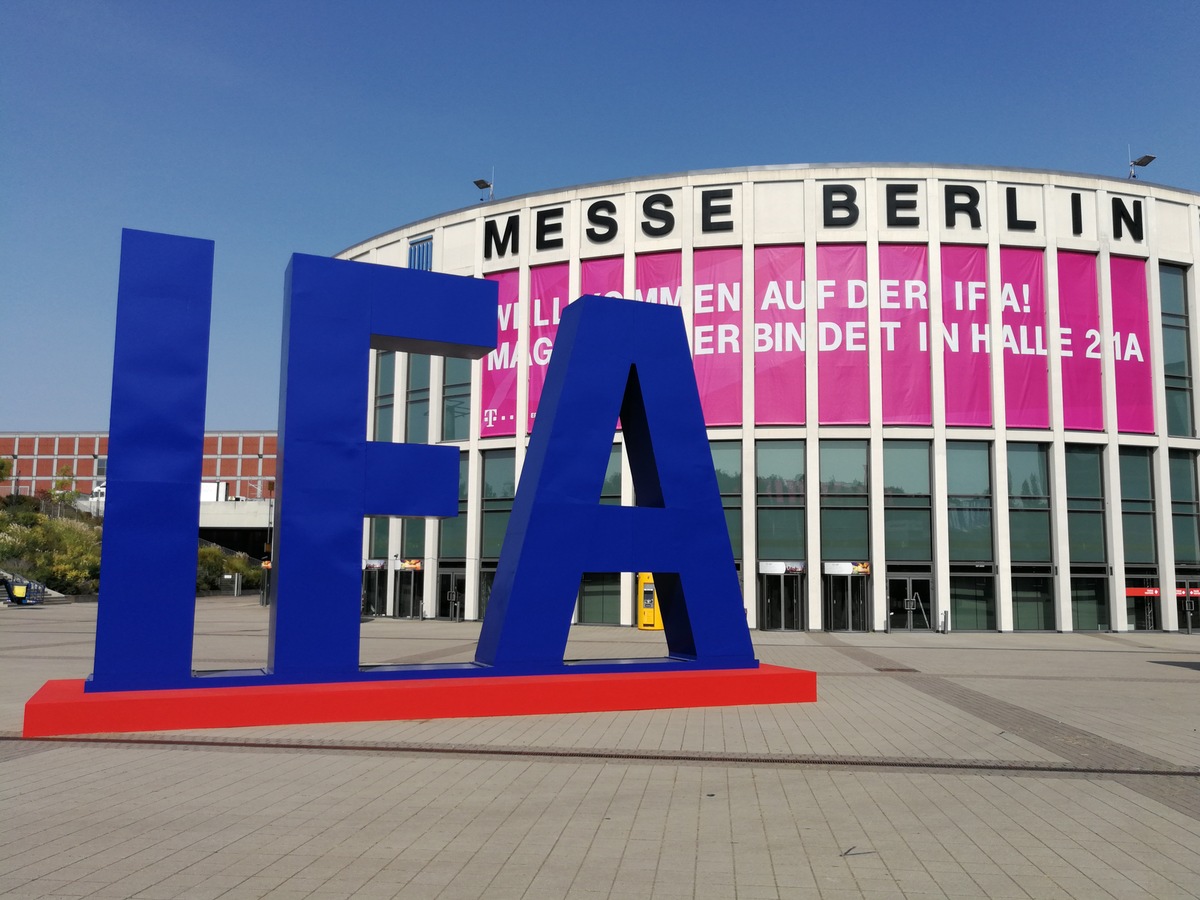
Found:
823,574 -> 868,631
759,573 -> 804,631
1177,582 -> 1200,633
361,569 -> 387,616
437,569 -> 466,620
887,577 -> 933,631
393,570 -> 423,618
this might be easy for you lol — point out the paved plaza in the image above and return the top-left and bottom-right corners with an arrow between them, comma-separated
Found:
2,597 -> 1199,899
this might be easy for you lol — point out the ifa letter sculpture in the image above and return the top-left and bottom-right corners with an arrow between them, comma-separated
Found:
23,229 -> 815,737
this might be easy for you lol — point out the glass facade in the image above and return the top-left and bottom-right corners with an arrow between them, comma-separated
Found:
405,354 -> 431,444
756,440 -> 805,560
1008,444 -> 1052,563
1120,448 -> 1156,564
1161,264 -> 1193,437
441,357 -> 472,442
947,442 -> 993,562
1065,445 -> 1106,563
883,441 -> 931,561
710,441 -> 742,560
1170,450 -> 1200,565
373,351 -> 395,441
481,449 -> 516,560
438,453 -> 469,559
820,440 -> 868,560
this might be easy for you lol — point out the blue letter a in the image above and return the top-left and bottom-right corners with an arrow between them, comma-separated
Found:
475,297 -> 757,673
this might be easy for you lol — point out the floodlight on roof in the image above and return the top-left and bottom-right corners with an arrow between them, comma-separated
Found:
473,167 -> 496,201
1128,149 -> 1156,179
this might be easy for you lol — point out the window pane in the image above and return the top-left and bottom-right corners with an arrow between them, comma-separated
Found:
444,356 -> 471,387
442,387 -> 470,441
950,576 -> 996,630
947,442 -> 990,496
483,449 -> 516,499
756,440 -> 805,498
724,508 -> 743,559
369,517 -> 389,558
407,354 -> 430,390
1159,264 -> 1187,317
1119,449 -> 1154,501
1174,514 -> 1200,564
375,351 -> 395,396
401,518 -> 425,558
1166,388 -> 1194,438
578,573 -> 621,624
883,441 -> 930,496
1170,451 -> 1198,503
710,442 -> 741,493
1065,446 -> 1103,500
884,508 -> 932,560
948,499 -> 993,561
820,440 -> 868,494
757,507 -> 805,559
1009,509 -> 1052,561
373,403 -> 394,441
439,515 -> 466,558
1008,444 -> 1049,499
1012,577 -> 1055,630
1122,513 -> 1157,563
1162,326 -> 1190,378
481,511 -> 510,559
406,398 -> 429,444
1071,577 -> 1110,631
601,446 -> 622,504
1068,510 -> 1106,563
821,508 -> 869,559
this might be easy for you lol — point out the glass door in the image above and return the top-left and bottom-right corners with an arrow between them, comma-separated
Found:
437,569 -> 466,620
1177,582 -> 1199,634
361,569 -> 387,616
887,577 -> 933,631
759,573 -> 804,631
823,574 -> 868,631
393,569 -> 423,618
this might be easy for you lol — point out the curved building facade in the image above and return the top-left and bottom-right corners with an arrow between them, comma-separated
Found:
339,164 -> 1200,634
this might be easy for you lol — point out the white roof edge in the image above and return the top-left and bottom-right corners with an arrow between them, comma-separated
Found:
335,162 -> 1198,258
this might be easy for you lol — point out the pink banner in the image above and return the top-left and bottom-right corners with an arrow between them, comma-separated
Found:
1111,256 -> 1154,434
879,245 -> 931,424
1000,248 -> 1048,428
1057,252 -> 1103,431
692,248 -> 742,425
635,252 -> 682,306
940,245 -> 992,426
527,263 -> 569,434
481,270 -> 519,438
816,245 -> 868,424
754,245 -> 805,425
581,256 -> 625,298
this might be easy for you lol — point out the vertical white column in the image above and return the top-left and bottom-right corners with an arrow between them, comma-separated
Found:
927,178 -> 951,630
986,183 -> 1014,632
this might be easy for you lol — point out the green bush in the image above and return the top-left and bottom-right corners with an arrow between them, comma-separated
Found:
0,508 -> 102,594
196,545 -> 226,591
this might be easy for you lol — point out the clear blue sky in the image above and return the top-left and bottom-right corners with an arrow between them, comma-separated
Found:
3,0 -> 1197,431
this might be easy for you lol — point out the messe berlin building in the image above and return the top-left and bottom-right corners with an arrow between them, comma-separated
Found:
8,164 -> 1200,634
336,163 -> 1200,635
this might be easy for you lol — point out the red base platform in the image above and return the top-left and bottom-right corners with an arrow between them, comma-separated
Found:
23,665 -> 817,737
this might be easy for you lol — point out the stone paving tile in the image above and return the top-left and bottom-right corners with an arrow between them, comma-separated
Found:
6,600 -> 1200,899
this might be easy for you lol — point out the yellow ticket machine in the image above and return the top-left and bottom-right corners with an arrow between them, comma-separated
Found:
636,572 -> 662,630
